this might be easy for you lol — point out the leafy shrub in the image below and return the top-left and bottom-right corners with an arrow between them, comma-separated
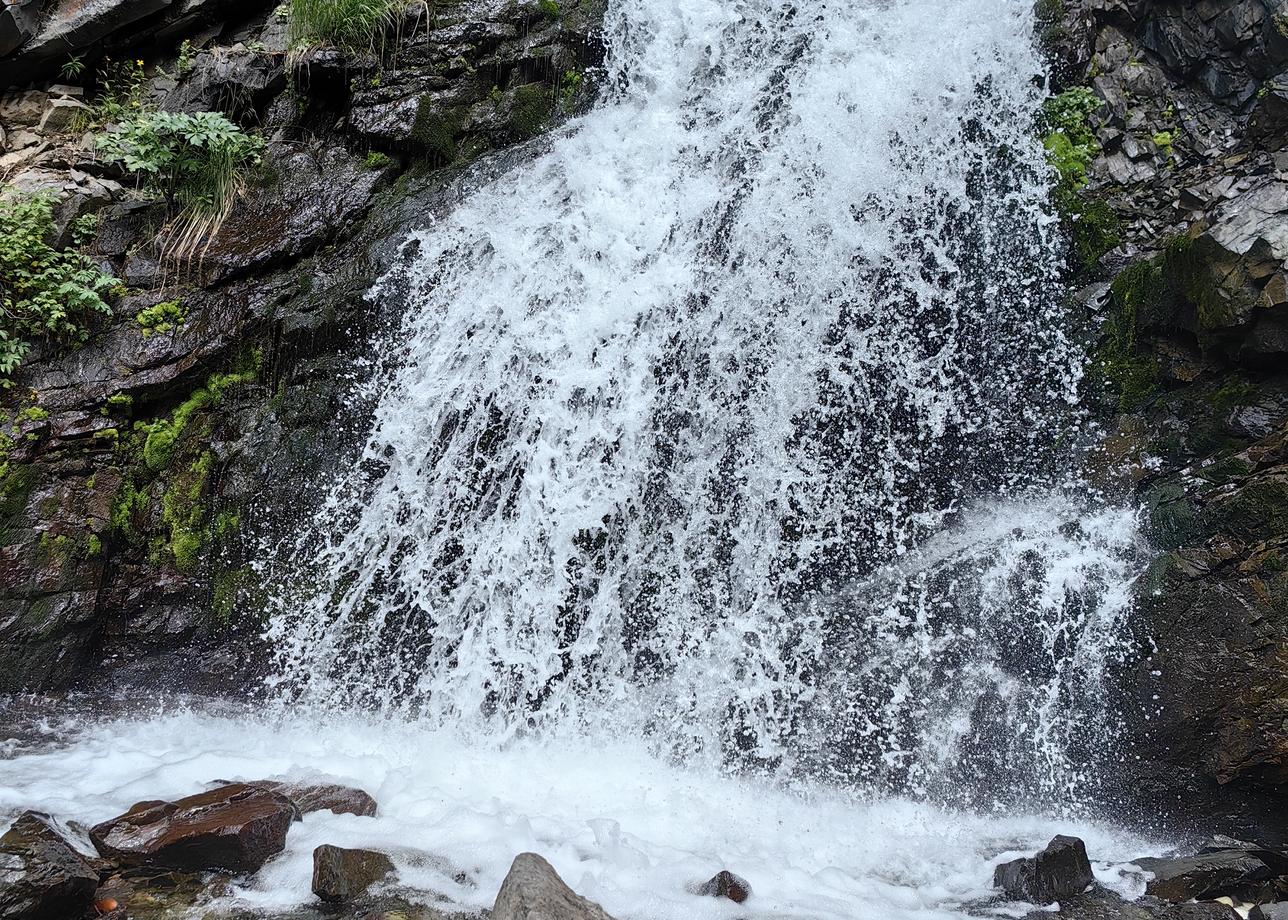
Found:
288,0 -> 404,56
97,111 -> 265,216
0,195 -> 120,384
96,110 -> 265,258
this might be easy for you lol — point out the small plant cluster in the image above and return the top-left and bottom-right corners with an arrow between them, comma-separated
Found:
135,299 -> 186,336
96,110 -> 265,258
0,195 -> 121,385
1040,86 -> 1122,273
1041,86 -> 1100,190
288,0 -> 404,57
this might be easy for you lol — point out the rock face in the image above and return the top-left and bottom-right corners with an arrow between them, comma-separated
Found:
0,0 -> 606,695
0,812 -> 99,920
491,853 -> 616,920
88,783 -> 295,872
994,836 -> 1095,905
311,845 -> 394,902
695,870 -> 751,903
1043,0 -> 1288,841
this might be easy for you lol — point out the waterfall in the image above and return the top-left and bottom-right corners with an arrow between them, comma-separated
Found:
265,0 -> 1145,805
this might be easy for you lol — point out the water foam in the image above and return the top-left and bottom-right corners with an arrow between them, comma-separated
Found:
0,706 -> 1158,920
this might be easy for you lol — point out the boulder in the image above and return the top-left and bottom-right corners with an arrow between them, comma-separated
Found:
89,783 -> 295,872
253,780 -> 377,818
0,811 -> 100,920
994,835 -> 1095,905
491,853 -> 616,920
695,869 -> 751,903
1132,849 -> 1274,902
1252,904 -> 1288,920
311,844 -> 394,902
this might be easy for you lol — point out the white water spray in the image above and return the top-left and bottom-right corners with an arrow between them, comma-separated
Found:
265,0 -> 1145,801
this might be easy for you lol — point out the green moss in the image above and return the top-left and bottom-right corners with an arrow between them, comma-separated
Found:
213,509 -> 240,538
139,360 -> 259,471
102,392 -> 133,416
0,464 -> 37,539
538,0 -> 559,17
412,97 -> 461,161
1213,377 -> 1257,409
364,150 -> 394,170
111,479 -> 150,543
510,84 -> 554,139
161,450 -> 212,572
16,406 -> 48,423
135,299 -> 186,337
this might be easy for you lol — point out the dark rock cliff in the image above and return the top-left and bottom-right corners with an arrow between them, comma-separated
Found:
1048,0 -> 1288,842
0,0 -> 606,693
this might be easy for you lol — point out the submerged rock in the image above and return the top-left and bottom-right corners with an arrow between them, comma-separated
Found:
694,869 -> 752,903
995,835 -> 1095,905
252,780 -> 377,818
491,853 -> 616,920
311,845 -> 394,902
0,811 -> 99,920
1132,850 -> 1274,902
89,783 -> 295,873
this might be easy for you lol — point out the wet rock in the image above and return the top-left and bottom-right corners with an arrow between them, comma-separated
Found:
311,845 -> 394,902
1251,904 -> 1288,920
0,0 -> 171,87
92,866 -> 226,920
1024,885 -> 1240,920
491,853 -> 616,920
0,0 -> 40,57
1133,850 -> 1274,902
0,811 -> 99,920
994,835 -> 1095,905
694,869 -> 751,903
162,47 -> 287,121
254,780 -> 377,817
89,783 -> 295,872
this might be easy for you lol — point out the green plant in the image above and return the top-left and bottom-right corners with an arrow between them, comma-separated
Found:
60,54 -> 85,81
85,58 -> 149,128
364,150 -> 394,170
559,69 -> 583,107
177,40 -> 196,75
287,0 -> 404,57
0,194 -> 121,385
96,110 -> 265,259
135,299 -> 185,336
137,360 -> 259,471
538,0 -> 559,18
1041,87 -> 1100,190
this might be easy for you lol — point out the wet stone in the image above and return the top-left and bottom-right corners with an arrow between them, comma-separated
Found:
0,811 -> 99,920
89,783 -> 295,873
695,869 -> 751,903
995,835 -> 1095,905
311,845 -> 394,902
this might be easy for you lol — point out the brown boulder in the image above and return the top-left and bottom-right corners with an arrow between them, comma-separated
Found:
0,811 -> 99,920
695,869 -> 752,903
89,783 -> 294,873
311,844 -> 394,902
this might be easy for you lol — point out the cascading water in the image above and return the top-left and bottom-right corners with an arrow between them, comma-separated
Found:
265,0 -> 1145,804
0,2 -> 1164,917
